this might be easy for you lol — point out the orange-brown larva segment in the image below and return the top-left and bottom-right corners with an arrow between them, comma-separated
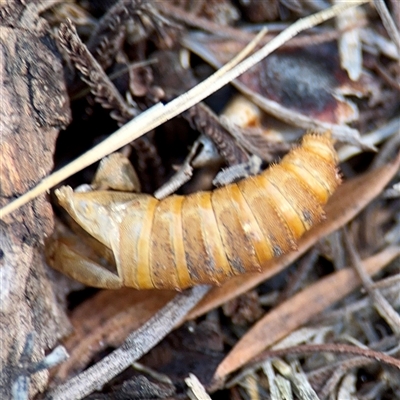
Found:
237,176 -> 296,257
211,184 -> 265,274
301,131 -> 339,164
118,195 -> 158,289
181,191 -> 232,285
280,134 -> 341,204
148,195 -> 187,290
260,164 -> 324,235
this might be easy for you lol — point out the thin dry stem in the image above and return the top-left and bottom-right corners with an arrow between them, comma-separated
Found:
374,0 -> 400,56
250,343 -> 400,371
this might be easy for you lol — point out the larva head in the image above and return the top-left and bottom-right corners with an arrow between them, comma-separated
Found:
301,131 -> 339,164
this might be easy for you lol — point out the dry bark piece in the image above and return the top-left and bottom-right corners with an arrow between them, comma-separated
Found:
0,17 -> 71,400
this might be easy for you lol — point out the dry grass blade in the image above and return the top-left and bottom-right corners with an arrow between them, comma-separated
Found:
271,359 -> 319,400
188,151 -> 400,320
45,285 -> 209,400
213,246 -> 400,380
0,1 -> 368,218
338,117 -> 400,161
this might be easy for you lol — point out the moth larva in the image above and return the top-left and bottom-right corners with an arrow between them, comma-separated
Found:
47,133 -> 340,290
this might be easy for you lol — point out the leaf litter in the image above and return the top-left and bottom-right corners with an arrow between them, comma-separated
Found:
1,1 -> 400,399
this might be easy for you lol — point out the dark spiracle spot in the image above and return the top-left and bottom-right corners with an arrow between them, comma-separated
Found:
273,245 -> 283,257
302,210 -> 312,223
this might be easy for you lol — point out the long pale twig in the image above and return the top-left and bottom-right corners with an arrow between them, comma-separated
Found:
0,1 -> 369,218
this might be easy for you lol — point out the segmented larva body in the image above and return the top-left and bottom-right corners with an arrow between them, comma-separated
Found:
52,133 -> 340,290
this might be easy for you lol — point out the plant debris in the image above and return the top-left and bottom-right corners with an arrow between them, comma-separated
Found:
1,0 -> 399,399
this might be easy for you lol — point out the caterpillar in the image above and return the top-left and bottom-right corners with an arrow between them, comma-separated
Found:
46,133 -> 340,290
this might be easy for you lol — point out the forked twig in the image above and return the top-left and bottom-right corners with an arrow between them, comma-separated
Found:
0,1 -> 369,218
